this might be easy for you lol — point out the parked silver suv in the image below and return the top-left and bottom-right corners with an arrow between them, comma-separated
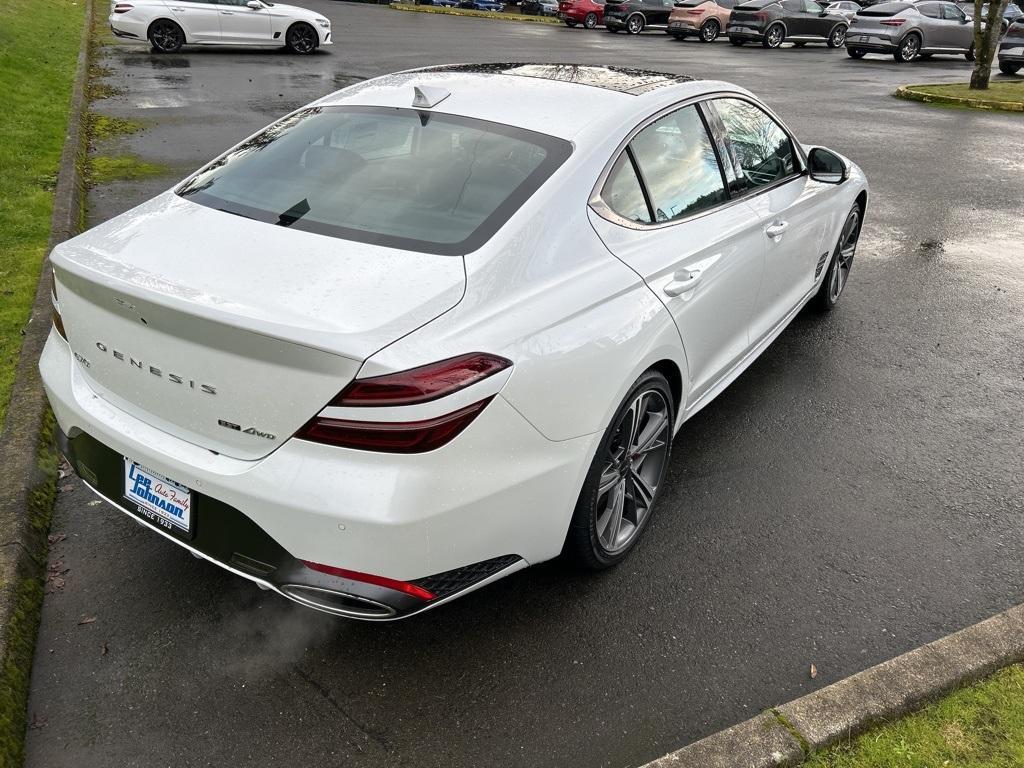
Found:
846,0 -> 976,61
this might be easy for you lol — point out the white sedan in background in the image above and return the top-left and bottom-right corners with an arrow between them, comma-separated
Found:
42,65 -> 866,620
109,0 -> 332,53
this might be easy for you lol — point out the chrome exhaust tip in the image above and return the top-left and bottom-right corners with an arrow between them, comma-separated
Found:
279,584 -> 397,620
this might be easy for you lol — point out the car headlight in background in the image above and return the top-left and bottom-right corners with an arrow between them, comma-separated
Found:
316,18 -> 330,27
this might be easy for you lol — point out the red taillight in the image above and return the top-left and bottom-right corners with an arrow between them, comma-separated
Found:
879,17 -> 905,25
302,561 -> 435,601
686,8 -> 706,13
329,352 -> 511,407
296,397 -> 494,453
114,3 -> 134,12
753,11 -> 767,20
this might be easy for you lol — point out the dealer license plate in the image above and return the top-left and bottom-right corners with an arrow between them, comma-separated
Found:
123,459 -> 193,540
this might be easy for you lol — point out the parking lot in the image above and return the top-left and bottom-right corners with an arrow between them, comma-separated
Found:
25,3 -> 1024,767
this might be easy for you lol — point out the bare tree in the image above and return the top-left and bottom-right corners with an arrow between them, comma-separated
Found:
970,0 -> 1011,89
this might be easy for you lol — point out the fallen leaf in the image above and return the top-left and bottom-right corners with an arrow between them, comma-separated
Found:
86,500 -> 102,507
27,713 -> 48,730
810,664 -> 818,679
101,643 -> 108,656
59,484 -> 76,493
47,533 -> 67,545
78,615 -> 96,626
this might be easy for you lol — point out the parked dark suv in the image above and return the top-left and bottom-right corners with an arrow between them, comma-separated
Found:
604,0 -> 676,32
727,0 -> 850,47
999,16 -> 1024,73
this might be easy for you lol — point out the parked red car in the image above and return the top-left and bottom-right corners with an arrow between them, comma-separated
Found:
558,0 -> 606,27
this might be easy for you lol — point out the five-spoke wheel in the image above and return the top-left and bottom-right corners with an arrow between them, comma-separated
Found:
148,19 -> 184,54
285,22 -> 318,54
814,204 -> 861,311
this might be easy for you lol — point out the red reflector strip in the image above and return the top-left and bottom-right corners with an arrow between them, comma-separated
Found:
302,561 -> 435,601
879,17 -> 905,24
331,353 -> 511,407
114,3 -> 134,12
296,397 -> 493,453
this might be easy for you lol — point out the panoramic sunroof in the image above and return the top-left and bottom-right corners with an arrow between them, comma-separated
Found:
416,63 -> 699,95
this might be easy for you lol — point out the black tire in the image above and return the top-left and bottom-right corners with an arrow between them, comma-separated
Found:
964,42 -> 975,62
285,22 -> 318,54
565,18 -> 577,26
567,370 -> 675,570
763,23 -> 784,47
148,19 -> 184,53
730,36 -> 745,45
626,13 -> 645,33
584,11 -> 599,27
827,24 -> 847,48
1000,60 -> 1022,74
846,46 -> 866,58
812,203 -> 862,313
793,40 -> 807,46
698,19 -> 720,41
893,32 -> 920,62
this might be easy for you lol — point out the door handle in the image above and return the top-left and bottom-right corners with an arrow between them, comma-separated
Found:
170,6 -> 186,10
663,269 -> 703,297
765,220 -> 789,239
221,9 -> 234,12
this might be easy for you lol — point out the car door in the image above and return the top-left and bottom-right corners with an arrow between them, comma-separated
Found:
940,2 -> 972,48
914,2 -> 945,47
643,0 -> 674,25
214,0 -> 273,43
779,0 -> 807,34
165,0 -> 222,41
804,0 -> 833,37
587,102 -> 766,405
706,97 -> 830,345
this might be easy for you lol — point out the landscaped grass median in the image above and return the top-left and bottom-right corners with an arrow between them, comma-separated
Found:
0,0 -> 87,427
805,664 -> 1024,768
895,81 -> 1024,112
389,3 -> 561,24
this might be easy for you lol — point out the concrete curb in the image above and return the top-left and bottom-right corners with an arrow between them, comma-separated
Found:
0,0 -> 93,749
640,603 -> 1024,767
388,3 -> 561,24
894,82 -> 1024,112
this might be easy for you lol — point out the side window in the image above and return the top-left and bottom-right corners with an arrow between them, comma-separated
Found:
804,0 -> 824,11
782,0 -> 803,11
918,3 -> 942,17
602,153 -> 652,224
942,4 -> 966,19
627,105 -> 728,223
713,98 -> 797,189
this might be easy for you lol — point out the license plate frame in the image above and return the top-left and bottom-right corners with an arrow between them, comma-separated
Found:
123,458 -> 195,541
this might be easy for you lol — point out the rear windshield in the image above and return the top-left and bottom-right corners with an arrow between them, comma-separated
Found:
858,2 -> 910,13
177,106 -> 572,255
674,0 -> 709,6
735,0 -> 777,9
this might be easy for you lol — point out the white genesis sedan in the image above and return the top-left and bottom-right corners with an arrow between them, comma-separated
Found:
109,0 -> 331,54
41,65 -> 867,620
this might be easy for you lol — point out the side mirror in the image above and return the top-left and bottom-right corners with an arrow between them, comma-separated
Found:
247,0 -> 263,8
808,147 -> 848,184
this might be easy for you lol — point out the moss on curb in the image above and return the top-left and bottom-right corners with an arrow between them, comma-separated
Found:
88,114 -> 146,144
87,154 -> 169,184
0,412 -> 58,768
894,81 -> 1024,113
389,3 -> 561,24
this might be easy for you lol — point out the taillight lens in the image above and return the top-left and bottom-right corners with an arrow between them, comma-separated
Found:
879,17 -> 905,24
302,561 -> 435,601
753,11 -> 767,20
329,352 -> 511,407
687,8 -> 706,14
296,397 -> 493,453
114,3 -> 134,12
51,274 -> 67,340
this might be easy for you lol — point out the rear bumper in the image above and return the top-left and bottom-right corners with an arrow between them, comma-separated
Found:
40,332 -> 599,619
109,14 -> 148,40
604,15 -> 628,28
726,25 -> 765,39
999,45 -> 1024,61
844,32 -> 898,51
668,19 -> 699,33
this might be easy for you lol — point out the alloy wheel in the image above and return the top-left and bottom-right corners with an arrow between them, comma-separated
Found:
627,14 -> 644,33
899,34 -> 920,61
766,25 -> 784,47
701,20 -> 720,41
150,21 -> 183,53
830,25 -> 846,47
584,11 -> 598,27
594,389 -> 670,553
287,23 -> 317,54
828,208 -> 860,303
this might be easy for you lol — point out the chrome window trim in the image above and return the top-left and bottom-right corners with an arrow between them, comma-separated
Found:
589,90 -> 808,232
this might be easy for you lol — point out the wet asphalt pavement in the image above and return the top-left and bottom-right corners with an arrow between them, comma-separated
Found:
25,3 -> 1024,767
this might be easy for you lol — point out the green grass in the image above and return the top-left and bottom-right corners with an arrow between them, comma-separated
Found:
898,80 -> 1024,111
0,0 -> 86,428
805,664 -> 1024,768
0,411 -> 58,767
389,3 -> 561,23
87,155 -> 168,185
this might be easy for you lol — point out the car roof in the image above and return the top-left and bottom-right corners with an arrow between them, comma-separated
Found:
316,64 -> 737,141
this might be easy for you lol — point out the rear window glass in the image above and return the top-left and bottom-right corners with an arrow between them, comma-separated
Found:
177,106 -> 572,255
857,2 -> 911,13
674,0 -> 709,7
735,0 -> 777,9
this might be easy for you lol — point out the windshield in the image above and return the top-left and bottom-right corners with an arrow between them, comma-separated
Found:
177,106 -> 572,255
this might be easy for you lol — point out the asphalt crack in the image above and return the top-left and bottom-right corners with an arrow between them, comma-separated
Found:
294,666 -> 391,755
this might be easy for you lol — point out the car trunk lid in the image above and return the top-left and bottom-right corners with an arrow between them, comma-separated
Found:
52,193 -> 466,461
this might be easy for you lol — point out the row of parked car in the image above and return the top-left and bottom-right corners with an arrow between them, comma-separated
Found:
554,0 -> 1024,67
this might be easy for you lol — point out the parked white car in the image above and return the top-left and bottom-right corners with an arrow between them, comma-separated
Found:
109,0 -> 332,53
42,65 -> 867,620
